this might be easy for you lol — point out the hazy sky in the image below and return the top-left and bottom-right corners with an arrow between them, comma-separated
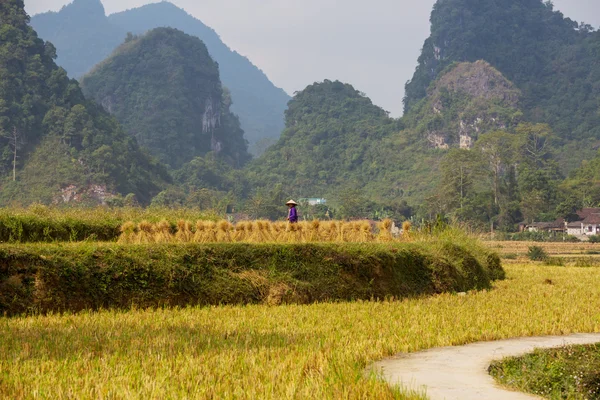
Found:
25,0 -> 600,116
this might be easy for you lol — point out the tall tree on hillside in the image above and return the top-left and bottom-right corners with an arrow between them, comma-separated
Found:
438,149 -> 486,213
1,127 -> 23,181
475,131 -> 518,206
514,123 -> 561,222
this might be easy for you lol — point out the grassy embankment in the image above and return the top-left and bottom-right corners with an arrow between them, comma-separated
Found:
490,344 -> 600,399
0,237 -> 503,316
1,263 -> 599,399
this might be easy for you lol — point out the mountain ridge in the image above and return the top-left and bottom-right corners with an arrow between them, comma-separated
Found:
30,0 -> 290,154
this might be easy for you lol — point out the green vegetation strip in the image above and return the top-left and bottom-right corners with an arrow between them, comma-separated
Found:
0,242 -> 503,316
490,344 -> 600,399
0,206 -> 215,243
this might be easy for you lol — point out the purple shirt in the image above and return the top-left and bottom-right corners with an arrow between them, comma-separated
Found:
288,207 -> 298,223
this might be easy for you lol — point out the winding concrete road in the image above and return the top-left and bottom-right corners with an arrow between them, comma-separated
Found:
371,333 -> 600,400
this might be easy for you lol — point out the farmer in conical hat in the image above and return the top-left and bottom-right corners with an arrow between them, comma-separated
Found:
286,200 -> 299,223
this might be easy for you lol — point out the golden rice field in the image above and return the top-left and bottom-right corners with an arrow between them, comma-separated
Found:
1,263 -> 599,399
118,219 -> 404,244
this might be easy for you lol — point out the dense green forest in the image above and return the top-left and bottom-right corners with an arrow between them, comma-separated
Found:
30,0 -> 290,155
0,0 -> 169,206
81,28 -> 250,170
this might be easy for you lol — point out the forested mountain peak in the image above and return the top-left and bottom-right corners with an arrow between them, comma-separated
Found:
247,80 -> 398,200
0,0 -> 169,205
81,27 -> 251,169
403,0 -> 599,157
284,80 -> 389,127
58,0 -> 106,19
31,0 -> 290,155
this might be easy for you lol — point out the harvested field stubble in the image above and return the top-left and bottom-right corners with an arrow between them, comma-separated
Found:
0,264 -> 599,399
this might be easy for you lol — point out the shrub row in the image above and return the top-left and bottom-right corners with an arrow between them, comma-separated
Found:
0,242 -> 504,316
496,231 -> 581,242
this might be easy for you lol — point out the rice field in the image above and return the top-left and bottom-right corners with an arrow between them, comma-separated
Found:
1,263 -> 599,399
487,241 -> 600,256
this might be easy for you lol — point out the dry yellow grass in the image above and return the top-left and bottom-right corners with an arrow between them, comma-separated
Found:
1,263 -> 599,399
117,219 -> 399,244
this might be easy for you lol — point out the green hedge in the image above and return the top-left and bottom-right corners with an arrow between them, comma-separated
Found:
0,242 -> 504,316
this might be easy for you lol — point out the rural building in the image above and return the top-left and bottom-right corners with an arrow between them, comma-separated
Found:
567,222 -> 583,236
524,208 -> 600,239
299,198 -> 327,206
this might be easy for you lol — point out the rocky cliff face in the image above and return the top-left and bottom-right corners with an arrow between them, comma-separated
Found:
411,61 -> 522,149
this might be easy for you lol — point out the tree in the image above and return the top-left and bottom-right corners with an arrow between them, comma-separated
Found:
475,131 -> 517,206
1,127 -> 23,181
438,149 -> 486,213
515,123 -> 553,168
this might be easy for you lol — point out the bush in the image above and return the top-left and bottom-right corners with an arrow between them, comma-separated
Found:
0,242 -> 504,316
588,235 -> 600,243
502,253 -> 518,260
490,344 -> 600,399
497,231 -> 580,242
527,246 -> 548,261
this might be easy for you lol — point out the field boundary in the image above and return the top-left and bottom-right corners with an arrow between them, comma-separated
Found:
0,242 -> 503,316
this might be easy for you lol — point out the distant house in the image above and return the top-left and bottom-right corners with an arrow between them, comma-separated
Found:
523,220 -> 565,233
567,222 -> 583,236
299,198 -> 327,206
524,208 -> 600,238
581,213 -> 600,236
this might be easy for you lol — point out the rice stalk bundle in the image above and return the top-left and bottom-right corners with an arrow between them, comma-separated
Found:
192,221 -> 207,243
360,221 -> 373,242
340,222 -> 353,242
267,222 -> 279,242
155,220 -> 173,243
118,221 -> 136,244
233,221 -> 247,242
327,221 -> 339,242
351,222 -> 362,242
175,220 -> 193,243
217,221 -> 232,242
377,219 -> 394,242
246,221 -> 259,243
296,222 -> 306,242
137,221 -> 155,244
308,220 -> 320,242
205,221 -> 217,242
256,221 -> 273,242
402,221 -> 413,241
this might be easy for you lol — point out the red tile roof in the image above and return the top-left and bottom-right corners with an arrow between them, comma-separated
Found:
582,213 -> 600,225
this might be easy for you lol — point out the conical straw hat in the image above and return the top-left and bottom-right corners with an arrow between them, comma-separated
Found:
286,199 -> 298,206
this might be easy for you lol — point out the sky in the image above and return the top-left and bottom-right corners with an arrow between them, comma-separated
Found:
25,0 -> 600,117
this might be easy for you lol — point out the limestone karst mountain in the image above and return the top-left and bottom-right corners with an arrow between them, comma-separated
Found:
31,0 -> 290,155
0,0 -> 169,205
81,27 -> 251,169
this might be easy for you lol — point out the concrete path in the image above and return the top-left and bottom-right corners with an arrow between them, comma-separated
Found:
371,333 -> 600,400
